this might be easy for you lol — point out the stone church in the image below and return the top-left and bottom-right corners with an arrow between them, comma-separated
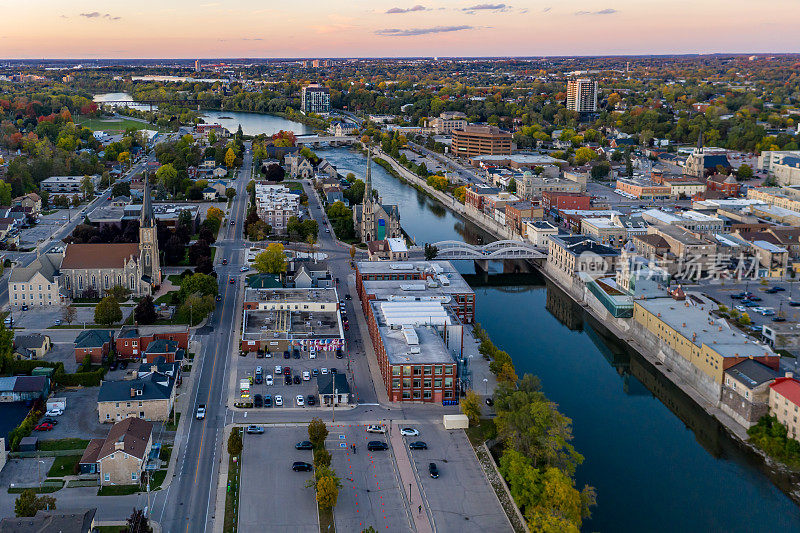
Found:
683,131 -> 732,179
352,148 -> 400,243
60,177 -> 162,298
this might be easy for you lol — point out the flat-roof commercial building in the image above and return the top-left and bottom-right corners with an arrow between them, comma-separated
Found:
616,178 -> 671,200
40,175 -> 99,194
428,111 -> 467,135
451,125 -> 512,158
547,235 -> 620,281
240,288 -> 344,354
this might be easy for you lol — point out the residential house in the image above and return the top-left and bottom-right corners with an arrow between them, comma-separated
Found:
97,363 -> 178,423
115,326 -> 189,360
74,330 -> 113,364
96,417 -> 153,486
8,253 -> 63,308
768,376 -> 800,441
0,508 -> 96,533
13,334 -> 52,359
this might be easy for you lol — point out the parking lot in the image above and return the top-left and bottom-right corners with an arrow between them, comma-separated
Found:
236,346 -> 350,409
700,280 -> 800,329
18,209 -> 73,247
399,422 -> 511,533
7,304 -> 134,329
33,387 -> 108,439
329,423 -> 410,532
238,426 -> 319,532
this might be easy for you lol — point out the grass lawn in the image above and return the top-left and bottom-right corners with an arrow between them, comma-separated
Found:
149,469 -> 168,491
283,181 -> 304,192
165,413 -> 181,431
93,527 -> 127,533
8,484 -> 63,494
47,455 -> 82,477
97,484 -> 140,496
167,274 -> 183,285
75,116 -> 165,134
223,431 -> 242,533
465,418 -> 497,447
38,438 -> 90,452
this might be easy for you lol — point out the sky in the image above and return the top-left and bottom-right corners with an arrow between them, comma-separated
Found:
1,0 -> 799,59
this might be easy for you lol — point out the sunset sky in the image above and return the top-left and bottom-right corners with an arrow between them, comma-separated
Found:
1,0 -> 799,59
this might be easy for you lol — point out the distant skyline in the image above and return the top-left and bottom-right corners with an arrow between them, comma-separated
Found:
1,0 -> 799,59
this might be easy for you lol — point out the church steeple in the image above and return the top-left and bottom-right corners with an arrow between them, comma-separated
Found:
140,173 -> 154,228
363,147 -> 372,205
697,130 -> 704,154
139,172 -> 161,287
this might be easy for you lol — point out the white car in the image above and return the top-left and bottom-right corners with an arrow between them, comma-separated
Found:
735,305 -> 747,312
366,424 -> 386,434
302,371 -> 310,381
296,395 -> 305,406
240,266 -> 248,272
321,367 -> 328,375
275,365 -> 282,375
309,348 -> 316,359
400,427 -> 419,437
195,405 -> 206,420
265,375 -> 273,386
45,408 -> 63,417
274,395 -> 283,406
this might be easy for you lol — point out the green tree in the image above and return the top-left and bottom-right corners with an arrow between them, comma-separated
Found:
179,273 -> 219,298
737,164 -> 753,179
424,243 -> 438,260
0,180 -> 12,206
253,243 -> 287,274
155,164 -> 180,193
106,285 -> 130,302
314,448 -> 332,470
14,489 -> 56,517
80,175 -> 95,200
227,428 -> 243,457
94,296 -> 122,326
574,147 -> 598,166
308,417 -> 328,448
461,390 -> 482,425
507,178 -> 517,193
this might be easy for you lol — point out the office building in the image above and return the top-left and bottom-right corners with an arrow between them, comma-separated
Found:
566,78 -> 598,113
451,125 -> 512,158
301,83 -> 330,114
429,111 -> 468,135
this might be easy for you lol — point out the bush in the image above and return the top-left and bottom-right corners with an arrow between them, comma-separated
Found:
8,401 -> 44,451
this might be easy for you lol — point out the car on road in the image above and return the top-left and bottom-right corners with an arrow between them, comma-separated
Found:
229,277 -> 235,284
367,441 -> 389,451
296,441 -> 313,450
45,408 -> 63,417
246,425 -> 264,434
274,395 -> 283,406
307,394 -> 316,406
222,259 -> 228,265
216,295 -> 222,301
428,462 -> 440,479
296,395 -> 305,406
292,461 -> 312,472
366,425 -> 386,434
253,394 -> 263,407
760,308 -> 776,316
240,267 -> 248,272
400,428 -> 419,437
409,441 -> 427,450
265,375 -> 273,386
325,228 -> 330,233
230,220 -> 235,225
196,405 -> 206,419
34,423 -> 53,431
302,371 -> 310,381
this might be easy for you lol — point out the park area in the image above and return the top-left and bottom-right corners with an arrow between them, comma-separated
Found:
74,116 -> 165,134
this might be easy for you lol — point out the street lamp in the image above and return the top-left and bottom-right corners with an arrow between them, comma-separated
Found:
483,378 -> 488,396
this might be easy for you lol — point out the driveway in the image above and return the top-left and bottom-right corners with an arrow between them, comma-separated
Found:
36,387 -> 107,439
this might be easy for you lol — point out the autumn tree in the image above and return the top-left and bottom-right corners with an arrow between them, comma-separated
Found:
225,147 -> 236,168
253,243 -> 287,275
62,305 -> 77,325
227,428 -> 243,457
308,417 -> 328,448
94,296 -> 122,326
461,390 -> 482,425
316,472 -> 342,510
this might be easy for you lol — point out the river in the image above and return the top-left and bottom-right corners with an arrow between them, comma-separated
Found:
85,102 -> 800,530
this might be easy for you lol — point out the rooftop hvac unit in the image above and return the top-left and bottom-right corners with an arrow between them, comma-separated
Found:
409,347 -> 421,354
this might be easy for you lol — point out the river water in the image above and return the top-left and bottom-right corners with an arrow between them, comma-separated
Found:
86,101 -> 800,530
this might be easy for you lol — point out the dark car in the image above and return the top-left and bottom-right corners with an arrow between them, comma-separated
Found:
765,287 -> 779,294
790,301 -> 800,307
253,394 -> 263,407
283,367 -> 291,375
409,441 -> 427,450
367,441 -> 388,451
295,441 -> 313,450
330,368 -> 338,374
345,294 -> 351,300
312,369 -> 319,377
730,294 -> 745,300
229,278 -> 235,284
254,374 -> 263,384
293,349 -> 301,359
120,360 -> 129,370
773,286 -> 786,292
222,259 -> 228,265
109,360 -> 119,371
307,395 -> 316,406
216,295 -> 222,302
284,376 -> 292,386
747,296 -> 762,302
283,351 -> 290,359
42,417 -> 59,425
293,375 -> 301,384
264,395 -> 272,407
336,349 -> 343,359
428,462 -> 439,479
485,397 -> 494,406
773,316 -> 787,322
292,462 -> 313,472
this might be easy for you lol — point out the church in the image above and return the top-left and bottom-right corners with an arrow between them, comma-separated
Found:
683,131 -> 732,179
352,148 -> 401,243
60,177 -> 162,298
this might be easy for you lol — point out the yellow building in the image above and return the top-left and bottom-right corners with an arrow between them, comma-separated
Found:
769,377 -> 800,441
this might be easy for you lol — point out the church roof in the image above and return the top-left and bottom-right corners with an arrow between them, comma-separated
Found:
62,243 -> 140,269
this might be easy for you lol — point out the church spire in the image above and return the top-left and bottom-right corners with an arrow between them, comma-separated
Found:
697,130 -> 704,154
363,146 -> 372,205
140,172 -> 154,227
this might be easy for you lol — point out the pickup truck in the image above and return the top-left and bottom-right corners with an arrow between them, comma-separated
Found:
195,404 -> 206,420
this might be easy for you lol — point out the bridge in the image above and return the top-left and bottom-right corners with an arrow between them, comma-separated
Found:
295,135 -> 359,146
431,240 -> 546,260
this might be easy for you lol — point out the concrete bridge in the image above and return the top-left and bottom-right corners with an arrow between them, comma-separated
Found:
295,135 -> 359,146
431,240 -> 546,260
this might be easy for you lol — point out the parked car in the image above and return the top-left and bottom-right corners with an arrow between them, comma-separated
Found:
744,301 -> 759,307
283,367 -> 291,375
45,408 -> 63,417
292,461 -> 312,472
309,348 -> 316,359
195,405 -> 206,419
34,423 -> 53,431
284,376 -> 292,386
330,368 -> 338,374
773,316 -> 787,322
400,428 -> 419,437
773,286 -> 786,292
367,441 -> 389,451
307,395 -> 316,406
253,394 -> 263,407
246,425 -> 264,434
275,395 -> 283,406
275,365 -> 282,375
296,395 -> 305,406
312,369 -> 319,377
264,395 -> 272,407
254,373 -> 263,384
293,375 -> 301,385
409,441 -> 428,450
42,417 -> 58,425
366,425 -> 386,434
321,367 -> 328,375
283,350 -> 291,359
265,375 -> 273,386
295,441 -> 313,450
428,462 -> 440,479
302,371 -> 310,381
735,305 -> 747,312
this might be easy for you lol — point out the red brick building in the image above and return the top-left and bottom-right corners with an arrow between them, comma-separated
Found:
115,327 -> 189,361
542,191 -> 592,213
706,174 -> 740,196
74,330 -> 112,364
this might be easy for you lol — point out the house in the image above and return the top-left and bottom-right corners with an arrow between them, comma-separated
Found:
0,508 -> 97,533
768,375 -> 800,441
12,192 -> 41,216
202,187 -> 217,200
209,180 -> 228,197
212,167 -> 228,179
74,330 -> 113,364
96,417 -> 153,486
13,334 -> 52,359
721,359 -> 778,428
143,339 -> 184,363
115,326 -> 189,360
316,373 -> 350,405
8,252 -> 63,308
78,438 -> 105,475
97,363 -> 178,423
0,376 -> 50,402
367,238 -> 409,261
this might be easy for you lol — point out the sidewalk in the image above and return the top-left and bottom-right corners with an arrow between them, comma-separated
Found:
389,422 -> 433,533
348,272 -> 391,406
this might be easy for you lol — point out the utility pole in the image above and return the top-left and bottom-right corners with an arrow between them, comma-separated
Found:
332,387 -> 337,423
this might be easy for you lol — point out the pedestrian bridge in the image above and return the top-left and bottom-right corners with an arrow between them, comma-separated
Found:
431,240 -> 546,260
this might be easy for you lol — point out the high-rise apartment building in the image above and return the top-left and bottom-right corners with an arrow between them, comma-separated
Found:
194,59 -> 200,72
301,83 -> 330,114
566,78 -> 598,113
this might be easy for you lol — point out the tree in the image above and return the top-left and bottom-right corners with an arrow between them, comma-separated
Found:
155,164 -> 179,194
179,273 -> 219,298
574,147 -> 598,166
206,206 -> 224,222
80,175 -> 95,200
316,473 -> 342,511
737,164 -> 753,180
62,305 -> 77,325
95,296 -> 122,326
112,181 -> 131,198
107,285 -> 130,302
424,243 -> 438,260
226,187 -> 236,200
14,489 -> 56,517
127,507 -> 152,533
314,448 -> 332,470
134,295 -> 158,325
227,428 -> 243,456
461,390 -> 482,425
308,417 -> 328,448
349,245 -> 356,261
590,161 -> 611,180
453,185 -> 466,203
225,147 -> 236,168
0,180 -> 12,206
507,178 -> 517,193
264,163 -> 285,182
254,243 -> 287,275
